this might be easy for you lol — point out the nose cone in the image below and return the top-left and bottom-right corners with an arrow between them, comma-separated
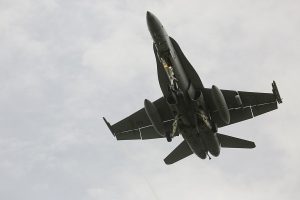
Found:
146,11 -> 155,20
146,11 -> 151,19
146,11 -> 157,31
146,11 -> 166,41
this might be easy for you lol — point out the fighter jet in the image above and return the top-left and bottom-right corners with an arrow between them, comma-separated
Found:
103,11 -> 282,165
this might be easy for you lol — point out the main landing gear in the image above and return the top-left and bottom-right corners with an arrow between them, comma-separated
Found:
166,132 -> 172,142
166,114 -> 181,142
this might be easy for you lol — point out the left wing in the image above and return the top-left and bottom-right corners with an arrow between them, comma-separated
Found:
203,82 -> 282,128
104,97 -> 176,140
164,140 -> 193,165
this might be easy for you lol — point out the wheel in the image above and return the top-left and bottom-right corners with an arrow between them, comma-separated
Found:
166,132 -> 172,142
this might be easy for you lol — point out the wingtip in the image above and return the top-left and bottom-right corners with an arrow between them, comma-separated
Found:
103,117 -> 115,136
272,80 -> 282,104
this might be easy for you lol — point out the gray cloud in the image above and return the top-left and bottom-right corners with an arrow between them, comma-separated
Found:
0,0 -> 299,199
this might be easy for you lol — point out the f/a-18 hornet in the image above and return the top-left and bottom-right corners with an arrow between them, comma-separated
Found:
103,11 -> 282,165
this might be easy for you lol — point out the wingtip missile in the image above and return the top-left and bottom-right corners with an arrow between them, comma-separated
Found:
272,81 -> 282,104
103,117 -> 115,136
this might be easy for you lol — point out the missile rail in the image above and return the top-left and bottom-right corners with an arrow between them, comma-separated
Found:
272,81 -> 282,104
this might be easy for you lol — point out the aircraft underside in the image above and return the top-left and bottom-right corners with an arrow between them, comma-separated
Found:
103,11 -> 282,165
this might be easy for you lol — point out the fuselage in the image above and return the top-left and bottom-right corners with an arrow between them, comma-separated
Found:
147,11 -> 220,159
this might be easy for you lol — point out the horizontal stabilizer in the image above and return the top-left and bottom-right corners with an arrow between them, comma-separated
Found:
164,140 -> 193,165
217,133 -> 256,149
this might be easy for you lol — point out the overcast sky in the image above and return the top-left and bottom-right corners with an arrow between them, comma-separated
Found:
0,0 -> 299,199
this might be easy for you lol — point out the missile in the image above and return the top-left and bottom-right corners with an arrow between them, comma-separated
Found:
144,99 -> 165,136
211,85 -> 230,124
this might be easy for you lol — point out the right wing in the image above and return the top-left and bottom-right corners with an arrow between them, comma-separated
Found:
104,97 -> 176,140
203,82 -> 282,128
